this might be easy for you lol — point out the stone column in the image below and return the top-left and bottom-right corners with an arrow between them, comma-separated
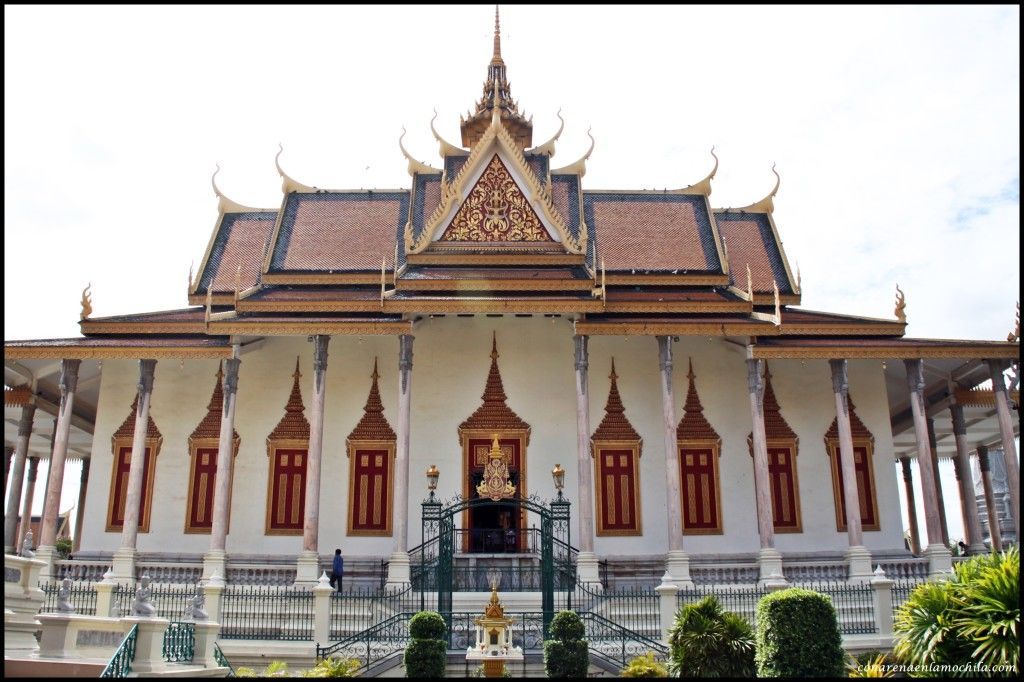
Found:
899,457 -> 921,555
112,360 -> 156,583
72,459 -> 90,553
387,335 -> 414,586
205,353 -> 241,580
4,446 -> 13,498
747,355 -> 784,584
903,359 -> 951,577
38,418 -> 57,537
297,335 -> 329,584
37,359 -> 81,577
925,416 -> 950,546
829,360 -> 871,582
18,457 -> 40,550
657,336 -> 691,587
988,360 -> 1020,538
949,402 -> 985,554
4,401 -> 36,553
977,445 -> 1002,551
574,336 -> 599,584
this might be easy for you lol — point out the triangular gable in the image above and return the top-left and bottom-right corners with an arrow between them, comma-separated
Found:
407,119 -> 584,254
438,154 -> 553,243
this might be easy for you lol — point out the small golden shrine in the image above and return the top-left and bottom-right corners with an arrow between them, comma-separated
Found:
466,579 -> 522,677
476,435 -> 516,501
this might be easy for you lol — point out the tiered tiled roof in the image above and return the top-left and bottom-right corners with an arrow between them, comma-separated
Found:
189,364 -> 240,443
193,212 -> 277,298
714,212 -> 794,294
347,359 -> 396,442
824,396 -> 874,441
112,395 -> 162,441
268,359 -> 310,441
459,334 -> 529,433
677,359 -> 720,442
592,360 -> 640,442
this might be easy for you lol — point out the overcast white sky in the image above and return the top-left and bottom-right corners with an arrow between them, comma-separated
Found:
4,6 -> 1019,548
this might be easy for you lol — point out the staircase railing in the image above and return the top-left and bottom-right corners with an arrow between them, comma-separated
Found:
316,612 -> 413,675
162,621 -> 195,663
99,623 -> 138,678
580,611 -> 669,672
214,642 -> 236,677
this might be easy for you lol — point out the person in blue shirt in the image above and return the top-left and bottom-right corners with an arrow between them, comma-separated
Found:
330,548 -> 344,591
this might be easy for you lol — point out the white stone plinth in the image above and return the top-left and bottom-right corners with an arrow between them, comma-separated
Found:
845,545 -> 874,584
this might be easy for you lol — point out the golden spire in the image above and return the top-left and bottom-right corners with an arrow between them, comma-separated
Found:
491,5 -> 503,65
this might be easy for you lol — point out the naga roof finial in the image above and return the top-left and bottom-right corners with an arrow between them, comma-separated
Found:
739,163 -> 781,213
275,143 -> 316,194
80,283 -> 93,320
894,283 -> 907,323
1007,301 -> 1019,343
399,127 -> 440,175
431,109 -> 466,156
551,127 -> 595,176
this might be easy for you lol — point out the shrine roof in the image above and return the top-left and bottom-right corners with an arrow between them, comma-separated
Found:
713,211 -> 795,295
3,336 -> 232,359
80,307 -> 208,335
193,211 -> 277,298
583,192 -> 722,273
751,336 -> 1021,359
398,265 -> 592,281
267,191 -> 409,274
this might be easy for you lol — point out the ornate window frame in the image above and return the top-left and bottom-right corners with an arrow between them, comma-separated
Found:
766,438 -> 802,533
460,428 -> 530,552
106,436 -> 162,533
265,440 -> 309,536
825,438 -> 880,532
678,438 -> 723,535
592,440 -> 643,536
346,440 -> 396,536
184,438 -> 239,534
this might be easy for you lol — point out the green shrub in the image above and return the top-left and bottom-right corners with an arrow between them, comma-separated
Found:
620,651 -> 668,677
303,657 -> 360,677
55,537 -> 73,559
894,547 -> 1019,675
404,610 -> 447,678
754,587 -> 844,677
668,595 -> 755,677
543,610 -> 588,678
846,652 -> 893,677
236,660 -> 289,677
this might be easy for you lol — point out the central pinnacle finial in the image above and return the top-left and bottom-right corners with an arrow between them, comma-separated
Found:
492,5 -> 503,65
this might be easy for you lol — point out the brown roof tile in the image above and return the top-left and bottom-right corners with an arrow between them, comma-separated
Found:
347,359 -> 396,442
758,364 -> 796,441
112,395 -> 162,441
677,359 -> 720,441
825,396 -> 874,441
592,359 -> 640,442
189,364 -> 240,443
207,215 -> 275,293
459,334 -> 530,433
268,359 -> 310,441
588,197 -> 716,271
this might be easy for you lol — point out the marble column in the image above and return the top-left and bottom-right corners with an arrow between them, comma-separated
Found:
988,360 -> 1020,538
73,459 -> 90,553
747,355 -> 784,584
18,457 -> 40,550
899,457 -> 921,555
925,416 -> 950,546
829,360 -> 871,581
903,359 -> 951,576
297,335 -> 329,584
976,445 -> 1002,552
4,401 -> 36,553
4,446 -> 13,497
573,336 -> 599,584
112,360 -> 156,583
37,359 -> 81,577
657,337 -> 691,587
948,402 -> 985,554
39,418 -> 57,535
387,335 -> 414,586
205,353 -> 240,580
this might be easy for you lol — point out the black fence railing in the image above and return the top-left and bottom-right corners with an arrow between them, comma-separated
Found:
801,581 -> 877,635
110,582 -> 199,620
220,585 -> 314,641
329,583 -> 419,641
39,580 -> 98,615
576,581 -> 660,640
161,621 -> 195,663
676,584 -> 770,626
581,611 -> 669,672
890,578 -> 923,622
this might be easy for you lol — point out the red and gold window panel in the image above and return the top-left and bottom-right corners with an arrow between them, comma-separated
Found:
106,442 -> 158,533
767,445 -> 802,532
679,445 -> 723,535
185,446 -> 227,534
348,447 -> 393,536
266,447 -> 307,534
594,446 -> 641,536
827,442 -> 880,532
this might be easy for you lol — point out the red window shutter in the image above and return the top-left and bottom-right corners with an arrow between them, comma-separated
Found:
680,448 -> 719,531
270,449 -> 307,531
351,449 -> 390,532
188,447 -> 219,530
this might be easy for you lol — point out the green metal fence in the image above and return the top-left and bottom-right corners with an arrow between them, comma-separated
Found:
220,584 -> 314,640
318,612 -> 412,675
581,611 -> 669,672
329,583 -> 418,640
575,581 -> 661,640
161,621 -> 195,663
100,623 -> 137,678
214,642 -> 236,677
38,580 -> 98,615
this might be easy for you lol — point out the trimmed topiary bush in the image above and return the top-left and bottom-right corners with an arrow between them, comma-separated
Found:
755,587 -> 844,677
404,611 -> 447,678
668,595 -> 755,677
543,610 -> 589,678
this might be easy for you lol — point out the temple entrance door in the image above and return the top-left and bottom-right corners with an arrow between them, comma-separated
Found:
465,436 -> 525,553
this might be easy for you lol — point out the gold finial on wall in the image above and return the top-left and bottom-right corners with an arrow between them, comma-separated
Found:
894,284 -> 907,323
80,283 -> 93,320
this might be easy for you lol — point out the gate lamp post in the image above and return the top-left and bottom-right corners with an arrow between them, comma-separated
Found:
426,464 -> 440,502
551,463 -> 565,501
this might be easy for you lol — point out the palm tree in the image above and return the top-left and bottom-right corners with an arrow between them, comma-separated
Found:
668,595 -> 755,677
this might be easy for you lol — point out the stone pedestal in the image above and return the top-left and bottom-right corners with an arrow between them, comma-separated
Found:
870,567 -> 894,638
110,547 -> 136,586
845,545 -> 874,584
664,550 -> 694,588
192,621 -> 222,668
122,617 -> 171,674
4,554 -> 46,652
33,545 -> 59,582
313,572 -> 332,644
924,543 -> 953,579
202,575 -> 225,623
294,551 -> 320,586
654,575 -> 679,643
757,548 -> 787,587
575,551 -> 601,586
94,576 -> 116,617
386,551 -> 411,586
202,550 -> 227,582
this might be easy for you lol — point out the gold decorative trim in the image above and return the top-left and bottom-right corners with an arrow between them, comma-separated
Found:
603,300 -> 751,314
262,273 -> 390,285
825,439 -> 880,533
605,274 -> 730,286
668,147 -> 718,196
574,321 -> 779,336
4,345 -> 233,360
460,428 -> 530,552
207,320 -> 413,335
237,299 -> 384,314
386,299 -> 605,314
593,441 -> 643,537
346,440 -> 396,537
954,388 -> 1021,407
750,344 -> 1021,360
188,293 -> 237,306
678,439 -> 724,535
778,323 -> 906,336
750,293 -> 801,305
79,321 -> 209,335
264,439 -> 308,536
105,437 -> 162,534
395,278 -> 595,292
184,439 -> 238,534
405,252 -> 585,266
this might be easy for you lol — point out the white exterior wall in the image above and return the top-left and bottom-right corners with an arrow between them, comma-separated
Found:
80,321 -> 906,559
